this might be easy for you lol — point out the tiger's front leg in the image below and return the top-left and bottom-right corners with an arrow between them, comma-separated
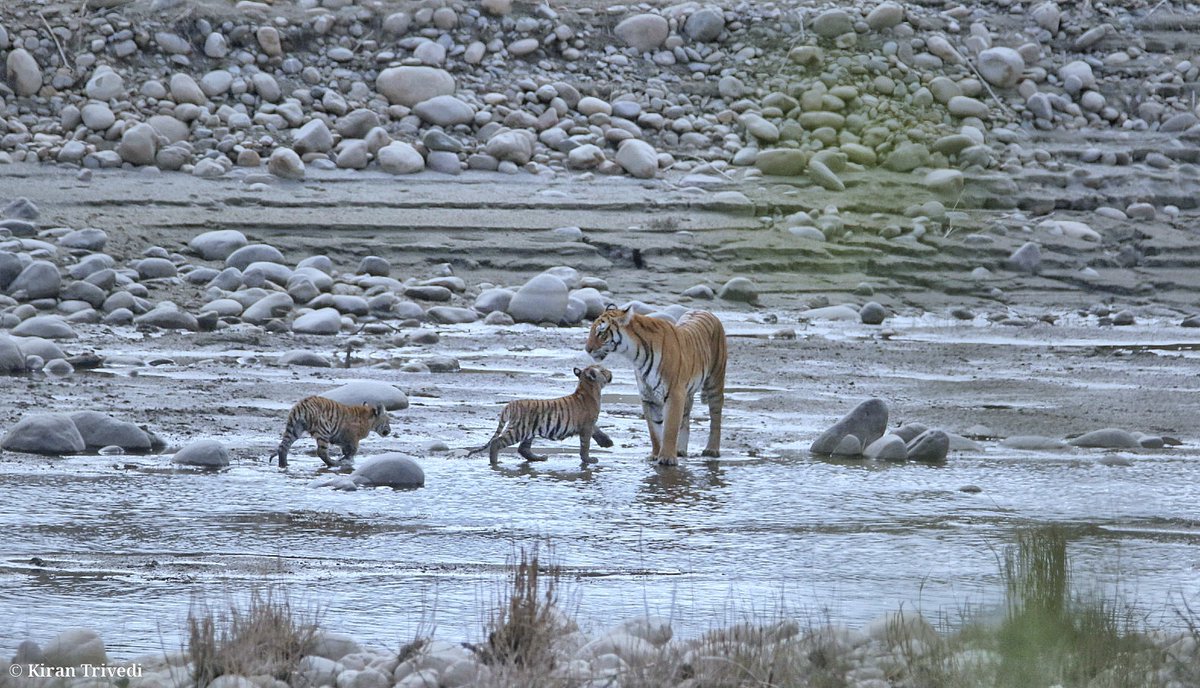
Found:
339,439 -> 358,465
641,398 -> 664,459
656,392 -> 687,466
579,423 -> 597,464
591,428 -> 613,448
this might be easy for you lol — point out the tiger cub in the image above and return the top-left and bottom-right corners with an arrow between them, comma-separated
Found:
470,365 -> 614,464
273,396 -> 391,468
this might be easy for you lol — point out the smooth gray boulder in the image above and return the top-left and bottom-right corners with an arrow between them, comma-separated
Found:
1007,242 -> 1041,274
278,350 -> 331,368
57,228 -> 108,251
1000,435 -> 1067,450
0,336 -> 26,373
351,453 -> 424,488
859,302 -> 887,325
13,336 -> 65,361
242,293 -> 294,324
12,315 -> 76,339
906,429 -> 950,462
6,260 -> 61,299
189,230 -> 248,260
508,273 -> 568,323
0,251 -> 21,289
69,411 -> 152,451
1068,428 -> 1140,449
133,305 -> 199,331
474,288 -> 513,314
292,308 -> 342,335
226,244 -> 285,270
320,381 -> 409,410
427,306 -> 478,324
718,277 -> 759,303
136,257 -> 178,280
864,434 -> 908,460
172,439 -> 230,467
810,398 -> 889,455
1,413 -> 87,454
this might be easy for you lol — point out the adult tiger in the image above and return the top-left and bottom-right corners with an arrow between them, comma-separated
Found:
585,305 -> 727,465
272,396 -> 391,468
469,364 -> 614,464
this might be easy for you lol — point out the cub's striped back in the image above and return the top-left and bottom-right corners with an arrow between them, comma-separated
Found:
470,365 -> 613,464
274,396 -> 390,468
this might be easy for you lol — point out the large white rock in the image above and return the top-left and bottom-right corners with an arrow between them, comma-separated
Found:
0,336 -> 25,374
614,14 -> 669,51
226,244 -> 285,270
293,119 -> 334,155
116,123 -> 159,166
508,273 -> 569,323
615,139 -> 658,178
2,413 -> 87,455
351,453 -> 424,488
977,47 -> 1025,88
268,147 -> 306,180
241,292 -> 294,323
485,130 -> 533,165
6,48 -> 42,96
86,68 -> 125,101
320,381 -> 409,410
376,66 -> 455,107
810,398 -> 889,456
378,142 -> 425,174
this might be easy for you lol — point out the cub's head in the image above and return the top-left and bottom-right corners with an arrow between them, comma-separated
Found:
585,305 -> 633,361
366,402 -> 391,437
573,364 -> 613,387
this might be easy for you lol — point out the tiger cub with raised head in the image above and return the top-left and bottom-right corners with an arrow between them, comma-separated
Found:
470,365 -> 614,464
585,305 -> 726,466
273,396 -> 391,468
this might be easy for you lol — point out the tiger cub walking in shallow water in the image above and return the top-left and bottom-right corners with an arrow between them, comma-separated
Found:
470,365 -> 614,464
585,305 -> 726,466
273,396 -> 391,468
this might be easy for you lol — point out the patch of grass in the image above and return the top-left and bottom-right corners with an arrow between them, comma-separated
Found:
646,216 -> 682,232
187,589 -> 319,685
479,546 -> 566,670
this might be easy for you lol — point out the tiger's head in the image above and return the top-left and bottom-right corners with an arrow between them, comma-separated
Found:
585,304 -> 634,361
573,364 -> 613,387
367,402 -> 391,437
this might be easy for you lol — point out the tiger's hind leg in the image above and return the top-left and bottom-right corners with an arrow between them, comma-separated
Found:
701,380 -> 724,458
276,418 -> 304,468
315,438 -> 336,467
518,438 -> 548,462
676,395 -> 694,458
338,438 -> 359,465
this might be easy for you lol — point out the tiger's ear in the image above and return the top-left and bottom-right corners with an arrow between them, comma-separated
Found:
605,303 -> 617,311
619,307 -> 634,325
573,367 -> 582,377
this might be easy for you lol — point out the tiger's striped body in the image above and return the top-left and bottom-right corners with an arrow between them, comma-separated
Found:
274,396 -> 391,468
470,365 -> 613,464
585,306 -> 726,465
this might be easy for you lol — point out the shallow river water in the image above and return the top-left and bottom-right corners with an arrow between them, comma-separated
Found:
2,314 -> 1199,659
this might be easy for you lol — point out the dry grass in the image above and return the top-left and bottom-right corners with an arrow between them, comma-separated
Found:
187,589 -> 319,686
478,547 -> 567,670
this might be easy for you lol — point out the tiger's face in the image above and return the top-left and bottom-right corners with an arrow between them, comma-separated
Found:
368,403 -> 391,437
573,364 -> 613,386
585,305 -> 633,361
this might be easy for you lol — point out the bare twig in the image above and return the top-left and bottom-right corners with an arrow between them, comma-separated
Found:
39,12 -> 71,71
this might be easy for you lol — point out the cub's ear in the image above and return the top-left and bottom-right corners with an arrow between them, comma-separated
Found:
619,307 -> 635,325
605,303 -> 617,311
573,367 -> 583,377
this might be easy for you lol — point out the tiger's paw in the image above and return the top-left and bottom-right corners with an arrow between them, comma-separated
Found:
701,449 -> 720,458
655,455 -> 679,467
524,454 -> 549,462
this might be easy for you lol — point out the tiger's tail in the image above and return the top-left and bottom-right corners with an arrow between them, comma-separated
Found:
467,413 -> 510,457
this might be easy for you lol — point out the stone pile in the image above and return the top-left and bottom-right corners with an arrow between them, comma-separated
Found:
0,0 -> 1194,189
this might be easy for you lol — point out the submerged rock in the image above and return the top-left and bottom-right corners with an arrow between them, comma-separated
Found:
351,453 -> 425,488
1,413 -> 86,454
172,439 -> 231,467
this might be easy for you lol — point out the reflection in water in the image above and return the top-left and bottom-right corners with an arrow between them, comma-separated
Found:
637,460 -> 728,509
488,461 -> 598,484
